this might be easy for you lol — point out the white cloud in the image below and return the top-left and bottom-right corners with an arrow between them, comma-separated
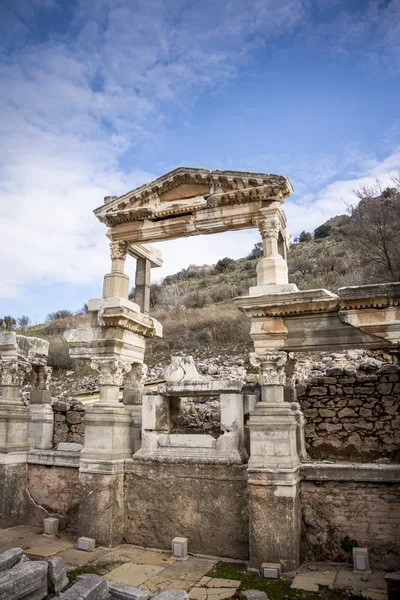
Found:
285,149 -> 400,236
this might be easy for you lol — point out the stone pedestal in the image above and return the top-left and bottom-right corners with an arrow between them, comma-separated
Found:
28,404 -> 54,450
248,468 -> 300,571
78,459 -> 125,546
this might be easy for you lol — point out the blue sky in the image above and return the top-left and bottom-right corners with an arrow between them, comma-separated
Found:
0,0 -> 399,323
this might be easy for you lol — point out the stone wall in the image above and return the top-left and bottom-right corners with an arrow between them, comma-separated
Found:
27,464 -> 80,530
297,364 -> 400,460
301,465 -> 400,570
52,399 -> 85,446
124,461 -> 249,559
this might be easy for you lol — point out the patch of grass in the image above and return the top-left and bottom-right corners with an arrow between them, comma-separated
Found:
207,564 -> 355,600
67,560 -> 123,583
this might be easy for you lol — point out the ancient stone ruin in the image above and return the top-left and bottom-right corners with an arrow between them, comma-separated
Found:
0,167 -> 399,578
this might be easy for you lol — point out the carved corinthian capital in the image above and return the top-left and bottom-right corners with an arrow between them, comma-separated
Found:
0,359 -> 32,387
124,363 -> 148,390
250,351 -> 287,386
257,217 -> 280,240
110,240 -> 128,261
90,356 -> 132,387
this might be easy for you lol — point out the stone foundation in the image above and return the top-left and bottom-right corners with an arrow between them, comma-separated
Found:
124,460 -> 249,559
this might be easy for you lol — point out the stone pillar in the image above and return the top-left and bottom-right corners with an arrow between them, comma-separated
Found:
0,354 -> 31,528
134,258 -> 151,314
123,363 -> 147,452
29,366 -> 53,450
256,217 -> 289,287
78,356 -> 133,546
103,240 -> 130,299
247,351 -> 301,571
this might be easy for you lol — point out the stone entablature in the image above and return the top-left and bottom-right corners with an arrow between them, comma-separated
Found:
94,167 -> 293,245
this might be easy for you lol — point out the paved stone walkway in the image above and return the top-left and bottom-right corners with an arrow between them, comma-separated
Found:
291,562 -> 388,599
0,526 -> 241,598
0,526 -> 390,599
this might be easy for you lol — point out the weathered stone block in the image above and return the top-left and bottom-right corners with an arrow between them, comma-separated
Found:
309,387 -> 327,396
47,556 -> 69,593
338,407 -> 357,418
0,547 -> 24,571
66,411 -> 83,425
108,580 -> 151,600
0,560 -> 48,600
44,517 -> 59,536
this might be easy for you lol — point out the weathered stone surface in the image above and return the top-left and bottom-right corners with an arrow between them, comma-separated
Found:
0,560 -> 48,600
241,591 -> 268,600
108,580 -> 151,600
0,547 -> 24,571
298,363 -> 400,460
47,556 -> 69,593
27,464 -> 80,530
124,461 -> 248,559
153,592 -> 189,600
72,574 -> 109,599
301,479 -> 400,570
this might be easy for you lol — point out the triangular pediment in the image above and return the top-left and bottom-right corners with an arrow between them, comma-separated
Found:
94,167 -> 293,226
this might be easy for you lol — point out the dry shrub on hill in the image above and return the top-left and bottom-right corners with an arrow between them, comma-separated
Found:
148,303 -> 250,352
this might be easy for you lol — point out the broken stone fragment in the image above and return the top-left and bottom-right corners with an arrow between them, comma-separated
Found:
241,591 -> 269,600
46,556 -> 69,593
0,560 -> 48,600
0,547 -> 24,572
108,580 -> 151,600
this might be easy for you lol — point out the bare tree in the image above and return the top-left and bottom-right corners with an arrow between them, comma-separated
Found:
347,175 -> 400,282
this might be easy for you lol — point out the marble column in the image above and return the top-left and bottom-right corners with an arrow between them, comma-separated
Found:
256,217 -> 289,287
247,351 -> 301,571
78,355 -> 133,546
103,240 -> 130,299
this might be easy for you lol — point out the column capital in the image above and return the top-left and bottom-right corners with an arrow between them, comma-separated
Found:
0,359 -> 31,387
250,351 -> 287,386
90,356 -> 132,387
257,217 -> 280,240
110,240 -> 128,261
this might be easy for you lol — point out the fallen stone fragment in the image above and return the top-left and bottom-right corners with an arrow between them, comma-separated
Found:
46,556 -> 69,593
241,591 -> 269,600
0,560 -> 48,600
0,547 -> 25,572
153,591 -> 190,600
65,574 -> 109,599
108,580 -> 151,600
